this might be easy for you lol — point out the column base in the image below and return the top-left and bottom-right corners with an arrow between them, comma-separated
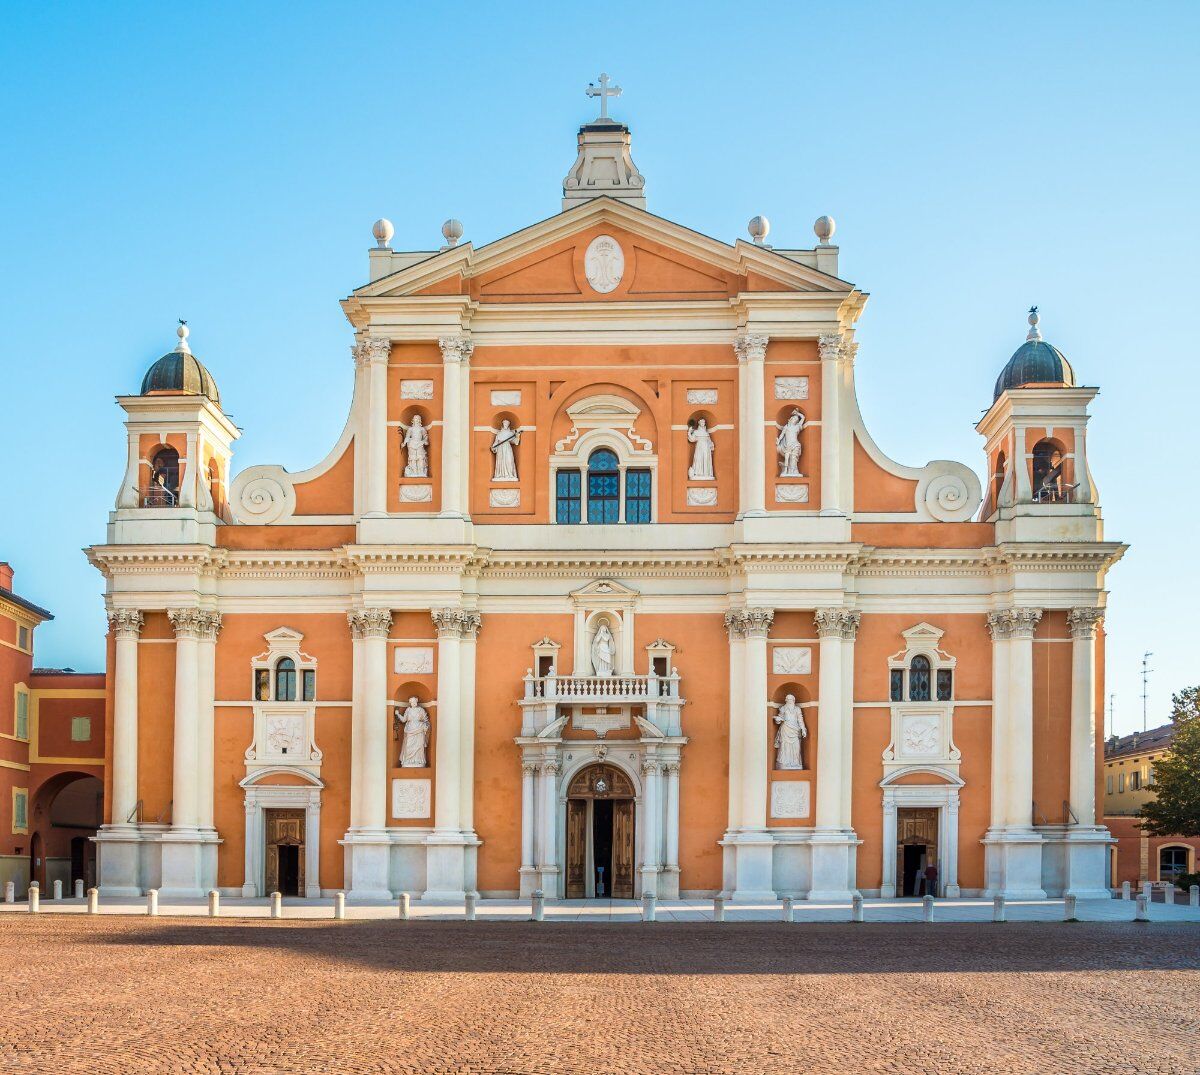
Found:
807,830 -> 859,902
95,826 -> 150,897
158,830 -> 221,899
639,865 -> 661,899
518,866 -> 540,899
658,865 -> 681,900
1040,824 -> 1115,899
983,828 -> 1047,900
719,830 -> 776,901
537,865 -> 560,898
423,831 -> 480,903
341,831 -> 393,901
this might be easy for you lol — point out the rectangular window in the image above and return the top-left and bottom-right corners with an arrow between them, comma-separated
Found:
555,470 -> 581,524
17,626 -> 30,651
70,717 -> 91,742
889,669 -> 903,702
624,469 -> 652,524
1119,772 -> 1126,792
14,691 -> 28,740
1131,772 -> 1141,791
302,669 -> 316,702
254,668 -> 271,701
1106,775 -> 1113,794
12,790 -> 28,833
1148,765 -> 1156,786
935,669 -> 953,701
587,471 -> 619,524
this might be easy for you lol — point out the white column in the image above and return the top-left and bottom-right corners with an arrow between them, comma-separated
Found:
241,797 -> 258,897
740,608 -> 774,828
734,334 -> 768,518
540,760 -> 559,894
361,611 -> 391,831
432,610 -> 464,835
348,618 -> 366,830
1068,608 -> 1103,825
665,762 -> 680,872
355,337 -> 391,518
438,335 -> 474,519
839,619 -> 858,829
986,611 -> 1011,828
1006,608 -> 1042,828
818,333 -> 846,517
813,610 -> 847,829
641,758 -> 660,895
723,611 -> 746,833
107,609 -> 142,827
167,608 -> 203,831
458,612 -> 482,836
195,611 -> 221,832
520,762 -> 537,870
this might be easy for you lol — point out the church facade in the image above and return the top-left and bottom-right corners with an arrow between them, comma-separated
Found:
87,84 -> 1125,903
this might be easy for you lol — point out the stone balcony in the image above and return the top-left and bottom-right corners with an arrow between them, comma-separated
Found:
519,669 -> 684,737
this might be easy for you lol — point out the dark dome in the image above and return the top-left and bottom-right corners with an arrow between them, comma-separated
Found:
993,310 -> 1075,399
140,326 -> 220,404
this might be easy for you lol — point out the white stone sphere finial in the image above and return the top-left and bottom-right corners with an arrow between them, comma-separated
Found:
372,218 -> 394,249
174,319 -> 191,355
814,215 -> 836,245
441,218 -> 464,249
1027,305 -> 1042,341
747,215 -> 770,245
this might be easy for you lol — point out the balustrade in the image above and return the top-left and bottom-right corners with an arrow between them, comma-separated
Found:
521,670 -> 681,702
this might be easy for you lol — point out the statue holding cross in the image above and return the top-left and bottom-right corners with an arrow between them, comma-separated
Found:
586,72 -> 622,122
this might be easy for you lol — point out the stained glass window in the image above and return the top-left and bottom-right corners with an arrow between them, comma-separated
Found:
587,450 -> 620,524
275,657 -> 297,702
556,469 -> 581,524
908,655 -> 931,701
889,669 -> 903,702
625,469 -> 652,523
302,669 -> 316,702
936,669 -> 953,701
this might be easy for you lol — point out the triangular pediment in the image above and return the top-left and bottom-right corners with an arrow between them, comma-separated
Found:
353,198 -> 852,301
570,578 -> 641,603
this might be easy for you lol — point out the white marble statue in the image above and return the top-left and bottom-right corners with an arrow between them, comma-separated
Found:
396,697 -> 430,768
772,693 -> 808,770
687,418 -> 715,480
399,416 -> 430,478
775,409 -> 806,478
591,623 -> 615,677
490,420 -> 522,482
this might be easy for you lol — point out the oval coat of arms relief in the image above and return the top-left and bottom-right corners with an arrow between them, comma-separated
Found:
584,235 -> 624,294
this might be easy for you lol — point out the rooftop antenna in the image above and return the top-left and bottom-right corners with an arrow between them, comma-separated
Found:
1141,652 -> 1154,732
1107,693 -> 1115,740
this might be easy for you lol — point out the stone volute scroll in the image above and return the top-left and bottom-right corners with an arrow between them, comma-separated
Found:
395,697 -> 430,768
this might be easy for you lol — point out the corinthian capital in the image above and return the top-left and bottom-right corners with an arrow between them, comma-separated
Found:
723,609 -> 746,641
196,610 -> 223,641
986,610 -> 1011,642
742,607 -> 775,639
458,611 -> 483,639
437,335 -> 475,365
107,608 -> 144,640
1006,607 -> 1043,639
352,337 -> 392,368
818,333 -> 844,361
814,607 -> 860,640
348,608 -> 393,640
733,333 -> 768,363
168,607 -> 206,640
1068,607 -> 1104,639
431,608 -> 465,638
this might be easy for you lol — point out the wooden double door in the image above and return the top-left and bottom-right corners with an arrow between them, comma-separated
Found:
896,807 -> 939,897
565,764 -> 636,899
264,809 -> 306,897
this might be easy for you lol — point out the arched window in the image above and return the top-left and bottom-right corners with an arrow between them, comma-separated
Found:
587,449 -> 620,524
146,447 -> 180,507
1160,846 -> 1189,881
908,655 -> 932,701
1032,439 -> 1070,503
275,657 -> 297,702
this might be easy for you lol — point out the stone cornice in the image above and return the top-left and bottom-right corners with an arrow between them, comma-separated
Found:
87,545 -> 226,579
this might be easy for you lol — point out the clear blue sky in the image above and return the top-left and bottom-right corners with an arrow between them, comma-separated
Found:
1,2 -> 1195,735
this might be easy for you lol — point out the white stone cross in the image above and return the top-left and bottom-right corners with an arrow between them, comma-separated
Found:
586,72 -> 622,121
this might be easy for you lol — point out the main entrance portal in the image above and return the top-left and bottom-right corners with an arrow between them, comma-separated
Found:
565,764 -> 635,898
264,808 -> 306,896
896,806 -> 939,896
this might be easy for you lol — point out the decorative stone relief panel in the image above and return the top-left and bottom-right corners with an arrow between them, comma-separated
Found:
400,380 -> 435,400
572,709 -> 632,738
770,781 -> 811,819
900,714 -> 941,758
392,778 -> 431,819
686,389 -> 718,405
489,488 -> 521,508
400,485 -> 433,503
775,485 -> 810,504
686,487 -> 718,507
771,647 -> 812,675
774,377 -> 809,400
394,647 -> 434,675
490,390 -> 522,407
583,234 -> 624,294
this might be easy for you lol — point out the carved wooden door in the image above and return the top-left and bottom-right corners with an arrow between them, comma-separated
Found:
612,799 -> 635,899
264,809 -> 306,896
565,799 -> 587,898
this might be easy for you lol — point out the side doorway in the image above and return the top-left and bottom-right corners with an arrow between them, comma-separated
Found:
264,809 -> 306,897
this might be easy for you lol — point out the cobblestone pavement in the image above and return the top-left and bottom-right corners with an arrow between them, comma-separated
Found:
2,918 -> 1197,1075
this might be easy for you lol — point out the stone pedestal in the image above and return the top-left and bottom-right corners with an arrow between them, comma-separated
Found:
95,827 -> 145,897
721,831 -> 776,902
342,833 -> 393,900
983,829 -> 1047,899
158,831 -> 220,899
423,833 -> 479,903
1043,825 -> 1114,899
807,831 -> 859,901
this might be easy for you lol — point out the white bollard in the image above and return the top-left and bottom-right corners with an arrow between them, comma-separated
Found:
1142,881 -> 1153,902
1135,894 -> 1149,922
922,895 -> 934,922
334,892 -> 346,920
208,890 -> 220,918
270,891 -> 282,919
398,892 -> 411,921
782,896 -> 794,923
1064,894 -> 1077,922
52,879 -> 62,901
74,879 -> 84,899
713,895 -> 725,923
992,895 -> 1006,923
28,883 -> 39,913
642,891 -> 656,922
1121,881 -> 1131,900
1190,885 -> 1199,909
465,892 -> 477,922
147,889 -> 159,916
87,888 -> 99,914
532,889 -> 545,922
4,881 -> 13,903
851,894 -> 864,923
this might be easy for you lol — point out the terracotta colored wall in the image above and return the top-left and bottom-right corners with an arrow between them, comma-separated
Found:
1032,612 -> 1072,822
292,441 -> 356,516
136,614 -> 175,821
853,437 -> 919,512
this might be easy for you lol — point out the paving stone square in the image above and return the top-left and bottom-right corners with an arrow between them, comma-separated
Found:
2,917 -> 1196,1074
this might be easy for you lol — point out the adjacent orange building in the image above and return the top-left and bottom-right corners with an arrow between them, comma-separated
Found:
87,91 -> 1125,902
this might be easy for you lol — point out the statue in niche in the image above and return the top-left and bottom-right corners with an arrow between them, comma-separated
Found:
775,409 -> 806,477
490,419 -> 522,482
772,694 -> 808,770
687,418 -> 715,481
591,623 -> 616,678
399,415 -> 430,478
395,697 -> 430,767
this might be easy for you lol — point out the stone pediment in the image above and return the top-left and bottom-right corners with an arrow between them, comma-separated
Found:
570,579 -> 640,604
